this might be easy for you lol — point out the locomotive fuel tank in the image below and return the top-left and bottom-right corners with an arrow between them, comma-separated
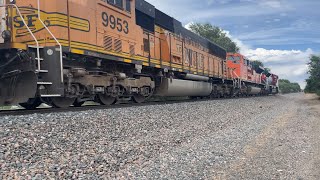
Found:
247,86 -> 261,95
156,78 -> 212,97
182,74 -> 210,82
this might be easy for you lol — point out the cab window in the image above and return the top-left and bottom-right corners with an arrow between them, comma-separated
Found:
107,0 -> 123,9
228,56 -> 241,64
125,0 -> 131,12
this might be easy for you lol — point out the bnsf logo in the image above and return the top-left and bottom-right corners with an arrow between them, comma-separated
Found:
14,14 -> 38,28
11,8 -> 90,37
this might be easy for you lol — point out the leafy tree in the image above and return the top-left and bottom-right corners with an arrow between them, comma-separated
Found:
189,23 -> 240,53
265,68 -> 271,72
251,60 -> 264,67
305,55 -> 320,96
279,79 -> 301,94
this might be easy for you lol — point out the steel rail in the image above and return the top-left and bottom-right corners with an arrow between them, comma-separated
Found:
0,95 -> 270,117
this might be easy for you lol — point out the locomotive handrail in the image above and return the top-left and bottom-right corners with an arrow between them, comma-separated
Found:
232,69 -> 242,88
0,4 -> 41,70
37,0 -> 64,83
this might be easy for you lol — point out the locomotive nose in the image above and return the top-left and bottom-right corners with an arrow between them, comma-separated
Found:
0,71 -> 37,106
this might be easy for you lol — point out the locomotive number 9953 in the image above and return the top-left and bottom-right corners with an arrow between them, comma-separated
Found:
102,12 -> 129,34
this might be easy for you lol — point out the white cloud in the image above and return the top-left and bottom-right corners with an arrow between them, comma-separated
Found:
260,0 -> 282,8
184,22 -> 194,30
207,0 -> 232,5
242,48 -> 313,64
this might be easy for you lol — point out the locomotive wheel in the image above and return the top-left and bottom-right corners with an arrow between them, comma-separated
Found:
97,94 -> 117,105
19,98 -> 42,110
73,100 -> 85,107
50,97 -> 76,108
132,94 -> 145,104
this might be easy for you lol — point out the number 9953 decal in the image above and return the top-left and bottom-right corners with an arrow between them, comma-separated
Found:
102,12 -> 129,34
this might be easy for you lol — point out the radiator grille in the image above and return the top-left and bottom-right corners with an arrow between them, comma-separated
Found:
103,36 -> 113,51
129,44 -> 135,56
114,39 -> 122,53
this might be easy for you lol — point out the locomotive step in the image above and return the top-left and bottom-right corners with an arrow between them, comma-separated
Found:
37,82 -> 53,85
28,45 -> 44,49
35,57 -> 44,61
36,70 -> 49,73
40,94 -> 62,98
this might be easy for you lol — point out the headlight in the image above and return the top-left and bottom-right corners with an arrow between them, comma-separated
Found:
1,30 -> 11,41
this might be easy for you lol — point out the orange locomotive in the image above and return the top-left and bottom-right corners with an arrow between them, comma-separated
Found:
0,0 -> 277,108
227,53 -> 279,95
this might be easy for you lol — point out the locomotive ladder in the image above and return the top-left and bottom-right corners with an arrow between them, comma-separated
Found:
36,0 -> 63,85
29,0 -> 63,97
231,69 -> 242,96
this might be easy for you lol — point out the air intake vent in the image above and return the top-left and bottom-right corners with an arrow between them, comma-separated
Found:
103,36 -> 113,51
129,44 -> 135,56
114,39 -> 122,53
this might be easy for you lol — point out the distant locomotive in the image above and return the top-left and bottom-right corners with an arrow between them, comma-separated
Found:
0,0 -> 278,109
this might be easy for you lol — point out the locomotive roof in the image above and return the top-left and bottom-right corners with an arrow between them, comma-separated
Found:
135,0 -> 227,59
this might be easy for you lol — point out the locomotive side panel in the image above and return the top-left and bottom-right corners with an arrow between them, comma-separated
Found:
11,0 -> 69,46
69,0 -> 143,59
68,0 -> 96,47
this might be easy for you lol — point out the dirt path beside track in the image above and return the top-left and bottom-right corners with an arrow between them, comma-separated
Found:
225,94 -> 320,179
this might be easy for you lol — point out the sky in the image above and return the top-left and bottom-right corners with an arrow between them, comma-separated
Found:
145,0 -> 320,88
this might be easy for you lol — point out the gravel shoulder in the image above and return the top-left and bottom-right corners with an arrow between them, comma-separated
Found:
0,94 -> 319,179
226,94 -> 320,179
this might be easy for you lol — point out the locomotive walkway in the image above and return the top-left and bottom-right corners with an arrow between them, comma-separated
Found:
0,94 -> 319,179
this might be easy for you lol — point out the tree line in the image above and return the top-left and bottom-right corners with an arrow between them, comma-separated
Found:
189,23 -> 240,53
305,55 -> 320,96
278,79 -> 301,94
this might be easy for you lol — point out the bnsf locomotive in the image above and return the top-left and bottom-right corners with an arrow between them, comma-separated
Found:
0,0 -> 278,109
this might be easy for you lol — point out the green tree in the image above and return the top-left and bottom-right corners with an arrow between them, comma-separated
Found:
189,23 -> 240,53
251,60 -> 264,67
305,55 -> 320,96
279,79 -> 301,94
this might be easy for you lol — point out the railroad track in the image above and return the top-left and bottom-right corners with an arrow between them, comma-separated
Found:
0,98 -> 212,117
0,95 -> 272,117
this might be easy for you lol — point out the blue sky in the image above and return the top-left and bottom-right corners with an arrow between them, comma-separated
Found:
145,0 -> 320,88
